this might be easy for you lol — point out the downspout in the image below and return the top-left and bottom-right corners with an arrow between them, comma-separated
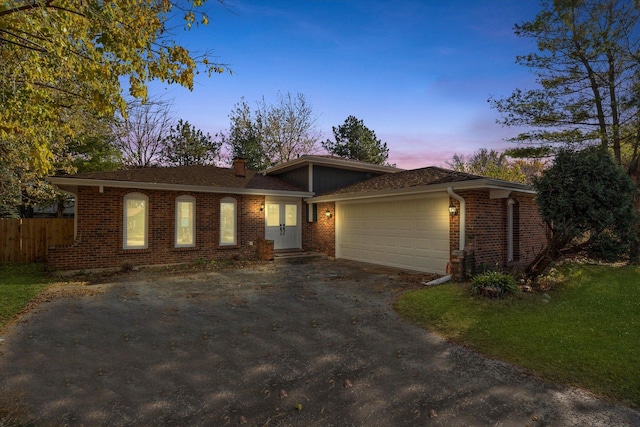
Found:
447,186 -> 465,251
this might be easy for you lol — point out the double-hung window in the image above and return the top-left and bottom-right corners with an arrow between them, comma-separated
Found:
124,192 -> 148,249
219,197 -> 237,246
175,195 -> 196,247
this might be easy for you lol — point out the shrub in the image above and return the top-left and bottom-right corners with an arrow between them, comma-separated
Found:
586,231 -> 630,262
471,271 -> 519,298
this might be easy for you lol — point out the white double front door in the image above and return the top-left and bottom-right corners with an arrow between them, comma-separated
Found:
264,198 -> 301,250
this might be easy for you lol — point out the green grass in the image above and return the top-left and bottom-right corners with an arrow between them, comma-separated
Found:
0,263 -> 55,330
395,263 -> 640,408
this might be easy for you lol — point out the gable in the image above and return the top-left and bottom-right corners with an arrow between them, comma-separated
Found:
264,155 -> 401,195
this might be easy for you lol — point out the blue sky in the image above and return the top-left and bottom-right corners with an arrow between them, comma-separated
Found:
150,0 -> 542,168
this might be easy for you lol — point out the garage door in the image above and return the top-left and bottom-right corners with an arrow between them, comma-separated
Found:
336,194 -> 450,274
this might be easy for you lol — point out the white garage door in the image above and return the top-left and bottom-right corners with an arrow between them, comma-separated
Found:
336,194 -> 450,274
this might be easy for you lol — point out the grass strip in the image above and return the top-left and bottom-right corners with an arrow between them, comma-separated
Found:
0,263 -> 55,330
395,263 -> 640,408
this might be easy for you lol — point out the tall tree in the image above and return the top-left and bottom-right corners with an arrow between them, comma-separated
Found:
490,0 -> 640,168
322,116 -> 389,165
163,120 -> 221,166
0,0 -> 227,175
447,148 -> 528,183
1,118 -> 122,218
113,99 -> 175,168
221,92 -> 320,169
221,99 -> 268,170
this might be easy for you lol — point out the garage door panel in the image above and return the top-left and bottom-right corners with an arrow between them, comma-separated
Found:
336,195 -> 449,274
398,237 -> 415,249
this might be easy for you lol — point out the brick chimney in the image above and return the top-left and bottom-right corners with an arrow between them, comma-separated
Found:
233,158 -> 247,177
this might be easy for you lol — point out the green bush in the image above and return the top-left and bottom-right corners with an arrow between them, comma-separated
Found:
471,271 -> 519,298
586,231 -> 629,262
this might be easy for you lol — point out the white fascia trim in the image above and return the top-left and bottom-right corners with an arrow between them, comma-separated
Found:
305,179 -> 534,203
47,177 -> 314,198
263,155 -> 403,174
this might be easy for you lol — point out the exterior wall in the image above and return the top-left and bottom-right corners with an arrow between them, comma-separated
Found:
48,186 -> 266,271
275,166 -> 310,191
516,193 -> 547,266
272,165 -> 384,195
307,202 -> 335,257
312,166 -> 382,195
449,190 -> 546,278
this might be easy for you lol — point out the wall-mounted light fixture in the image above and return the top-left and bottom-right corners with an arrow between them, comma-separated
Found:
260,203 -> 265,212
449,202 -> 458,217
325,208 -> 332,218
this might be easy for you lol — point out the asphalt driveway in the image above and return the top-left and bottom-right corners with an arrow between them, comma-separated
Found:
1,258 -> 638,426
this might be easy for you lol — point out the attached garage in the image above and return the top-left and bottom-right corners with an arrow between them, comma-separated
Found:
336,193 -> 450,274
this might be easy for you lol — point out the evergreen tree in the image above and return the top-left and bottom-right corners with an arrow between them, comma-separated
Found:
322,116 -> 389,165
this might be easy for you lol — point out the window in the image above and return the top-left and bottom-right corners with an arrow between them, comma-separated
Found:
175,195 -> 195,247
124,192 -> 148,249
507,198 -> 520,262
220,197 -> 237,245
507,199 -> 514,262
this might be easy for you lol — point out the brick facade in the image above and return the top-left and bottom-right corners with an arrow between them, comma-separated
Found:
449,190 -> 546,278
307,202 -> 336,257
48,186 -> 267,271
49,184 -> 546,278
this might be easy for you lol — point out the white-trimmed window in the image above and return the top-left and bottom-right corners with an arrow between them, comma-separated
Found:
220,197 -> 237,246
175,195 -> 196,247
124,192 -> 148,249
507,199 -> 515,262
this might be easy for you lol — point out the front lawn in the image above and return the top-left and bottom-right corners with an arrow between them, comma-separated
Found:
395,263 -> 640,408
0,263 -> 55,330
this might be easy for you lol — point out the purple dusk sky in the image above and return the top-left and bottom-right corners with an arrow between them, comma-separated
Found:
148,0 -> 543,169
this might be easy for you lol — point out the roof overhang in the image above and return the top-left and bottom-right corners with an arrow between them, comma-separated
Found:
263,155 -> 403,175
47,177 -> 314,198
305,178 -> 534,203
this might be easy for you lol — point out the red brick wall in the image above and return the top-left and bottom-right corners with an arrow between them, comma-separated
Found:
516,193 -> 547,265
450,190 -> 546,276
307,202 -> 335,257
48,186 -> 267,271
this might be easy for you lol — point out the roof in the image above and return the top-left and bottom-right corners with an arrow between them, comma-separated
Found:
48,165 -> 313,197
263,155 -> 403,175
308,166 -> 534,202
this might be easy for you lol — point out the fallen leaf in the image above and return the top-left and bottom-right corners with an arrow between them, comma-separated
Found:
279,389 -> 287,398
429,409 -> 437,418
343,379 -> 352,388
239,415 -> 247,424
295,403 -> 303,411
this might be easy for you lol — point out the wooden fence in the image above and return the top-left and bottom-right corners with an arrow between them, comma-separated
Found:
0,218 -> 74,263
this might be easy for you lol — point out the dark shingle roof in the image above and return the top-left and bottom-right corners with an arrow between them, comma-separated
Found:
326,166 -> 483,196
54,165 -> 305,192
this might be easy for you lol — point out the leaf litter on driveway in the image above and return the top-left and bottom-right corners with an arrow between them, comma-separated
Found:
1,258 -> 639,426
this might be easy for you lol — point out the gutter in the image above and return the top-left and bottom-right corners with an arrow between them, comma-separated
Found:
305,178 -> 534,203
46,177 -> 314,198
447,186 -> 466,251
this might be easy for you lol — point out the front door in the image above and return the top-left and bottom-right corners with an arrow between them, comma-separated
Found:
265,198 -> 301,250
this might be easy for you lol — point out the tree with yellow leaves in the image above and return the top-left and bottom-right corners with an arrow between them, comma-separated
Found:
0,0 -> 227,176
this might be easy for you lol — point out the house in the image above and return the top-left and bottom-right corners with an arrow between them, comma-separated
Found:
47,156 -> 546,277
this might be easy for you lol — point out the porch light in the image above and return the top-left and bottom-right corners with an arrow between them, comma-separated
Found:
260,203 -> 264,212
325,208 -> 332,218
449,202 -> 458,217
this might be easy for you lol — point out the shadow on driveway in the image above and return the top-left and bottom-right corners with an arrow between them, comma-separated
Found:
1,258 -> 638,426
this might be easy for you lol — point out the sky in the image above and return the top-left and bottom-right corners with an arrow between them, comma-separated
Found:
148,0 -> 543,169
